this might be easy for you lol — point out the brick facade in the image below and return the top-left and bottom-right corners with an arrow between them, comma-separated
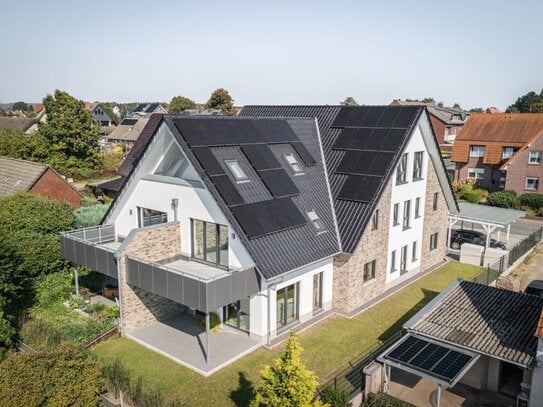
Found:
118,223 -> 184,333
504,134 -> 543,194
30,168 -> 81,208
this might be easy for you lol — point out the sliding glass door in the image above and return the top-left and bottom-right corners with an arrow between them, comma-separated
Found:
276,283 -> 298,330
224,299 -> 250,332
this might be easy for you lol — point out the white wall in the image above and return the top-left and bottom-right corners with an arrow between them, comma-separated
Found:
386,124 -> 428,284
530,339 -> 543,406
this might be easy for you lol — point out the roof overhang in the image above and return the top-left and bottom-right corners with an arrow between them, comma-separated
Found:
450,202 -> 525,228
378,333 -> 480,387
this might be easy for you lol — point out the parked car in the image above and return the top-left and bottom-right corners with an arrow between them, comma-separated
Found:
525,280 -> 543,297
449,229 -> 507,250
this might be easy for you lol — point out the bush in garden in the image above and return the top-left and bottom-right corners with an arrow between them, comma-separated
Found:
198,311 -> 221,333
487,191 -> 521,209
361,393 -> 415,406
74,203 -> 110,228
519,193 -> 543,211
320,386 -> 352,406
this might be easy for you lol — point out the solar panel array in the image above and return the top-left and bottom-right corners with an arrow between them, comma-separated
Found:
121,118 -> 138,126
174,118 -> 313,239
385,335 -> 475,385
145,103 -> 159,113
133,104 -> 146,113
332,106 -> 421,203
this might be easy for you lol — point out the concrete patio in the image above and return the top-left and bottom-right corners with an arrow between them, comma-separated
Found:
127,313 -> 261,376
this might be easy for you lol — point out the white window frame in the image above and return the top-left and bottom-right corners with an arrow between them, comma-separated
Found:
307,210 -> 326,232
467,168 -> 485,180
400,245 -> 407,272
393,203 -> 399,226
502,147 -> 515,160
390,250 -> 396,273
284,154 -> 304,175
529,151 -> 542,165
403,200 -> 411,230
224,159 -> 248,182
469,145 -> 486,158
396,153 -> 408,184
413,151 -> 424,180
526,177 -> 539,190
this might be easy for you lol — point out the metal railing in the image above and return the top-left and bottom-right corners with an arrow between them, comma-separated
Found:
61,224 -> 116,246
471,227 -> 542,286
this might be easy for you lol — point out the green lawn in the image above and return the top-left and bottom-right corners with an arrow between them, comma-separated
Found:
94,261 -> 482,406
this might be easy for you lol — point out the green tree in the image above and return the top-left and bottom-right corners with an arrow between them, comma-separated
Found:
469,107 -> 484,113
452,103 -> 461,109
0,129 -> 49,162
169,95 -> 197,114
507,89 -> 543,113
206,88 -> 236,115
340,97 -> 359,106
251,333 -> 323,407
12,101 -> 30,111
38,89 -> 101,176
0,343 -> 104,407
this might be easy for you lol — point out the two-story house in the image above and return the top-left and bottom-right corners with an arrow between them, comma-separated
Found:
452,113 -> 543,193
61,106 -> 456,374
131,103 -> 168,117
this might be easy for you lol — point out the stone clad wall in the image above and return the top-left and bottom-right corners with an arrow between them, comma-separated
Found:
119,223 -> 184,334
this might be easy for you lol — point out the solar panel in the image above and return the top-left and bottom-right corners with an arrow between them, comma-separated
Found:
383,335 -> 478,385
191,147 -> 225,176
231,197 -> 306,239
145,103 -> 159,113
332,127 -> 406,152
121,118 -> 138,126
252,120 -> 299,143
133,104 -> 146,112
241,144 -> 282,170
291,142 -> 316,166
337,175 -> 382,203
211,175 -> 244,206
336,151 -> 395,176
331,106 -> 421,129
259,169 -> 300,198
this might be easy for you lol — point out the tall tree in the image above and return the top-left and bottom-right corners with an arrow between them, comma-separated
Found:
251,334 -> 323,407
39,89 -> 101,176
169,95 -> 197,114
206,88 -> 236,115
507,89 -> 543,113
340,97 -> 359,106
11,101 -> 30,112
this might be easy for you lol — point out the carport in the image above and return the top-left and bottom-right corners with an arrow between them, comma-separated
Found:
447,202 -> 525,249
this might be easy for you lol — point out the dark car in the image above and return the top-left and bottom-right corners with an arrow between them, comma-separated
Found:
525,280 -> 543,297
449,229 -> 507,250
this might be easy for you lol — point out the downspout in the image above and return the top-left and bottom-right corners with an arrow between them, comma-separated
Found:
114,251 -> 124,336
267,284 -> 276,346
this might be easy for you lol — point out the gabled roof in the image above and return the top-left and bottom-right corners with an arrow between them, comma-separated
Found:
241,105 -> 448,253
0,156 -> 47,198
0,117 -> 37,131
131,103 -> 166,116
107,117 -> 149,142
163,116 -> 340,279
405,280 -> 543,367
452,114 -> 543,164
391,100 -> 468,124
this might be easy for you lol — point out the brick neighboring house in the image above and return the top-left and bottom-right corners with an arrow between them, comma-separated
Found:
0,156 -> 81,208
452,113 -> 543,194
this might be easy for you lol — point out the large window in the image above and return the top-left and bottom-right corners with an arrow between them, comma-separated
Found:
526,177 -> 540,191
363,260 -> 376,282
413,151 -> 424,180
191,219 -> 229,268
468,168 -> 484,181
469,145 -> 486,158
529,151 -> 542,164
393,203 -> 399,226
390,250 -> 397,273
412,241 -> 418,262
276,284 -> 298,330
396,153 -> 408,184
502,147 -> 516,160
400,245 -> 408,272
403,200 -> 411,230
313,273 -> 323,313
138,207 -> 168,228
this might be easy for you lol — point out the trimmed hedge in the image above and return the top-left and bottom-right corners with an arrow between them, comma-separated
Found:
487,191 -> 520,209
520,193 -> 543,211
320,386 -> 352,407
362,393 -> 415,406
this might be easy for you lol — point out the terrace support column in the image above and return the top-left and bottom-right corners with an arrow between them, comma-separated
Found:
507,224 -> 511,243
205,313 -> 210,364
436,383 -> 442,407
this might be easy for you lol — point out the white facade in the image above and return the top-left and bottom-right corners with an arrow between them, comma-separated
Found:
105,123 -> 335,342
386,122 -> 429,284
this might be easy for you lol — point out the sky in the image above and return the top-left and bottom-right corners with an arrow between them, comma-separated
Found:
1,0 -> 542,110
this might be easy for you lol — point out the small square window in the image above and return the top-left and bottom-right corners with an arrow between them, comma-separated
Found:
526,177 -> 539,190
363,260 -> 376,282
225,159 -> 248,182
307,210 -> 325,232
469,145 -> 485,158
529,151 -> 542,164
284,154 -> 304,174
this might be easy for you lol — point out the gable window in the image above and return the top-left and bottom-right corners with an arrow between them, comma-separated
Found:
432,193 -> 438,211
526,177 -> 539,190
396,153 -> 408,184
363,260 -> 376,282
412,241 -> 418,262
138,207 -> 167,228
371,209 -> 379,230
191,219 -> 229,268
502,147 -> 516,159
403,200 -> 411,230
284,154 -> 304,174
393,203 -> 399,226
400,245 -> 408,272
430,232 -> 439,250
468,168 -> 484,181
307,210 -> 326,232
225,159 -> 248,182
415,197 -> 421,218
413,151 -> 424,180
469,145 -> 486,158
529,151 -> 542,164
390,250 -> 397,273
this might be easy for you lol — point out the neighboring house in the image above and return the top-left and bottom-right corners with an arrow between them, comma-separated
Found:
380,280 -> 543,405
0,116 -> 39,133
105,117 -> 150,150
0,156 -> 81,208
90,103 -> 118,127
130,103 -> 167,117
242,105 -> 457,313
180,107 -> 223,116
451,113 -> 543,193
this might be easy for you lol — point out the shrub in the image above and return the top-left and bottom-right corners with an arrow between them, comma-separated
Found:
320,386 -> 352,407
35,271 -> 73,306
460,189 -> 484,204
198,311 -> 221,333
487,191 -> 521,209
362,393 -> 415,406
74,203 -> 110,228
503,189 -> 517,197
520,193 -> 543,211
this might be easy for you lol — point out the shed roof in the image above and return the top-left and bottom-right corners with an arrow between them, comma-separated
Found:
453,202 -> 525,227
406,280 -> 543,367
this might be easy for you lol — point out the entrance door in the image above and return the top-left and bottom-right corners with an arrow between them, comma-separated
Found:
224,298 -> 250,332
